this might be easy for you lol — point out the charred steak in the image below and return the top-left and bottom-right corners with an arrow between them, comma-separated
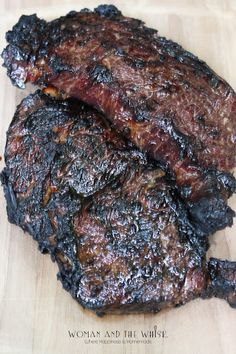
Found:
2,5 -> 236,235
1,91 -> 236,315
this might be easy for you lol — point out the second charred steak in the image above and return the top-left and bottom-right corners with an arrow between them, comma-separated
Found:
2,5 -> 236,234
1,91 -> 236,315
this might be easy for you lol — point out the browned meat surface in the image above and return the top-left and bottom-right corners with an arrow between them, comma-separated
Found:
2,5 -> 236,234
1,91 -> 236,315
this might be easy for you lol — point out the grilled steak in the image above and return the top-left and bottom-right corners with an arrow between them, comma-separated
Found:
2,5 -> 236,235
1,91 -> 236,315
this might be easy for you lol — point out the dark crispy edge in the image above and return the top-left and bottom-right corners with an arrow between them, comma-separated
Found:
203,258 -> 236,308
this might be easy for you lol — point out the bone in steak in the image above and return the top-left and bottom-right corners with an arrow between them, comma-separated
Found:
1,91 -> 236,315
2,5 -> 236,235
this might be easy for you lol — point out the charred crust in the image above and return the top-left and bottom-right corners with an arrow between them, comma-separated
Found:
94,5 -> 122,18
188,195 -> 235,236
1,14 -> 48,88
216,171 -> 236,196
169,188 -> 209,251
57,263 -> 82,296
158,117 -> 194,160
90,64 -> 113,84
209,76 -> 220,89
114,47 -> 126,56
134,104 -> 151,122
0,169 -> 18,224
125,57 -> 146,69
5,14 -> 47,50
179,185 -> 192,199
3,14 -> 47,62
48,55 -> 74,74
205,258 -> 236,307
66,10 -> 78,17
199,169 -> 236,198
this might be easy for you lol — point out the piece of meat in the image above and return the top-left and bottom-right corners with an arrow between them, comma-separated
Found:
1,91 -> 236,315
2,5 -> 236,235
